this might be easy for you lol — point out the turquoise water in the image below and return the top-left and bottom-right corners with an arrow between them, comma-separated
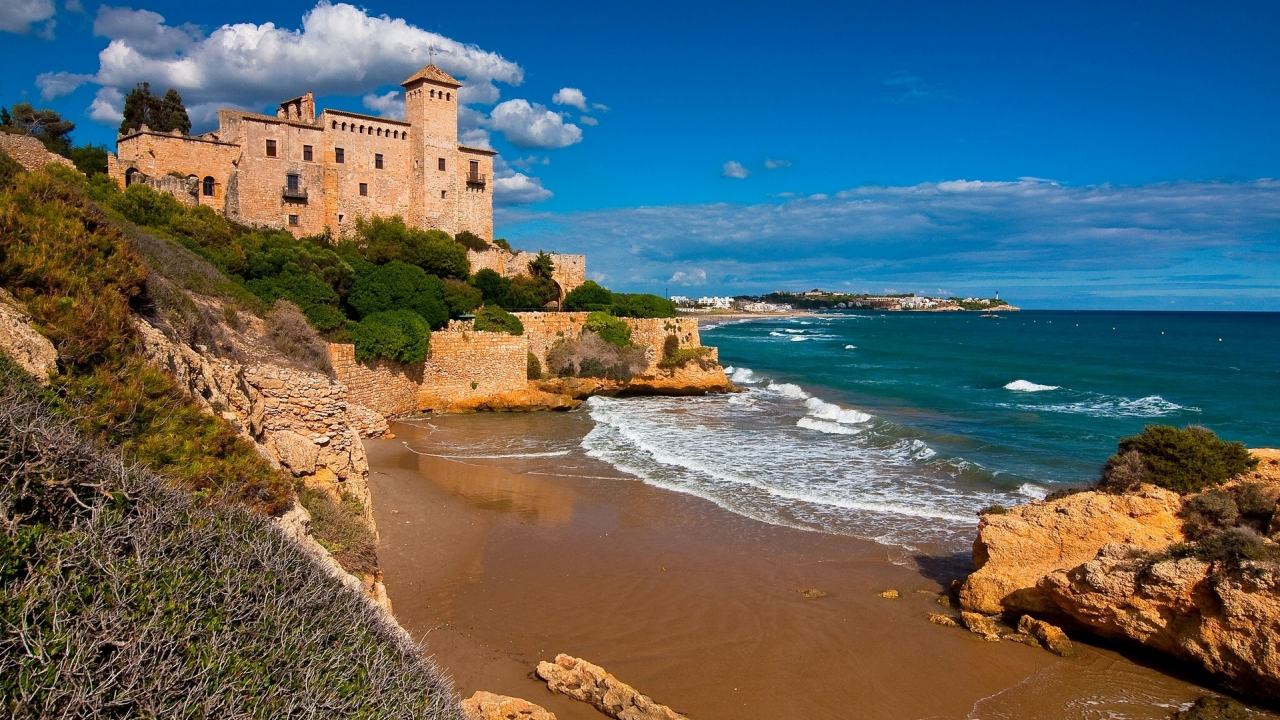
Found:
578,311 -> 1280,553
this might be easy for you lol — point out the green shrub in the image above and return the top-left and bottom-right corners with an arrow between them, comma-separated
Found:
347,260 -> 447,328
473,305 -> 524,335
1098,450 -> 1152,493
564,280 -> 614,311
0,149 -> 23,187
527,351 -> 542,380
295,485 -> 378,574
349,310 -> 430,364
507,275 -> 558,309
658,333 -> 713,369
353,216 -> 469,278
247,269 -> 346,331
1180,490 -> 1239,540
585,311 -> 632,347
108,182 -> 186,228
611,292 -> 677,318
470,268 -> 510,307
67,143 -> 109,176
1110,425 -> 1257,494
1184,527 -> 1280,564
528,250 -> 555,279
979,504 -> 1010,516
442,277 -> 483,316
545,332 -> 647,381
454,230 -> 489,251
493,237 -> 512,252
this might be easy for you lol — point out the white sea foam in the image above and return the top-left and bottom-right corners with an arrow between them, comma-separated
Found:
790,336 -> 809,341
1004,379 -> 1060,392
797,417 -> 863,435
1029,394 -> 1198,418
578,391 -> 1015,552
729,367 -> 759,384
766,382 -> 810,399
1019,483 -> 1049,500
804,397 -> 873,424
845,345 -> 857,349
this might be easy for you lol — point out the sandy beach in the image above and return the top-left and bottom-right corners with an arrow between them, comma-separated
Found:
363,411 -> 1254,720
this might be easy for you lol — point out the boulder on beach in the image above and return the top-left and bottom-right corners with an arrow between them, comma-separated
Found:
536,654 -> 687,720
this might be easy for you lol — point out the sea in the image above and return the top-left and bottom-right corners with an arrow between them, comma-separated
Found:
575,310 -> 1280,554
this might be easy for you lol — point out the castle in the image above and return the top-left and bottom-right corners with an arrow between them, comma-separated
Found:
107,64 -> 494,240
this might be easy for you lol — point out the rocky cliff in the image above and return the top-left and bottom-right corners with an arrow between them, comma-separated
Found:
959,450 -> 1280,698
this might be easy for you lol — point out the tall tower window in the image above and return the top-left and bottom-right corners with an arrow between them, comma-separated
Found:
335,148 -> 345,163
303,145 -> 313,161
375,153 -> 384,169
359,183 -> 368,196
438,158 -> 446,171
202,176 -> 215,196
265,139 -> 277,157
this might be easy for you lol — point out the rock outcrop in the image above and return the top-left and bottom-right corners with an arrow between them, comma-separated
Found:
0,288 -> 58,384
959,485 -> 1185,614
462,691 -> 557,720
960,453 -> 1280,698
536,654 -> 687,720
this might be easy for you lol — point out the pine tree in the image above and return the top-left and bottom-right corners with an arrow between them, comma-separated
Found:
159,89 -> 191,134
5,103 -> 76,154
119,83 -> 154,135
119,83 -> 191,135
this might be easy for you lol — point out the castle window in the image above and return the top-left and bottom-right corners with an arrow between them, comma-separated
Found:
341,122 -> 347,131
446,92 -> 451,101
441,190 -> 446,199
335,148 -> 345,163
338,213 -> 344,223
286,173 -> 300,192
375,153 -> 384,169
393,130 -> 399,139
303,145 -> 313,162
288,214 -> 299,226
377,128 -> 382,137
359,183 -> 368,196
265,139 -> 277,157
202,176 -> 215,196
332,121 -> 337,129
438,157 -> 446,171
359,125 -> 365,134
430,89 -> 435,98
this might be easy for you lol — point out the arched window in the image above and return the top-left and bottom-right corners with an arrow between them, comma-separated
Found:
332,121 -> 337,129
359,125 -> 365,133
430,89 -> 436,98
202,176 -> 215,196
377,128 -> 382,137
341,122 -> 347,131
446,92 -> 451,101
124,168 -> 138,186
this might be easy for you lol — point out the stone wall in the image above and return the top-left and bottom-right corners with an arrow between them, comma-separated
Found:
109,128 -> 241,210
466,249 -> 587,297
516,312 -> 706,374
328,343 -> 422,418
419,323 -> 529,411
0,133 -> 77,173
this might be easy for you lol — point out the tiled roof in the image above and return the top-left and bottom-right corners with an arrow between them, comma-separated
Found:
401,64 -> 462,88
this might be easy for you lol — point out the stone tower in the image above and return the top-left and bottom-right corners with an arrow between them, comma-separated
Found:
402,64 -> 462,233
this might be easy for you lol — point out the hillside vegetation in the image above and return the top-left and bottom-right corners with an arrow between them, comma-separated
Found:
0,154 -> 462,716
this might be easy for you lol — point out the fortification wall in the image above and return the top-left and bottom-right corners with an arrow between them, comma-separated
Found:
453,147 -> 494,240
328,343 -> 422,417
516,313 -> 706,373
0,134 -> 76,173
109,130 -> 240,210
419,324 -> 528,411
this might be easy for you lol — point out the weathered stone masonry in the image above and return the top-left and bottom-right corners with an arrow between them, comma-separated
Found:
108,65 -> 495,241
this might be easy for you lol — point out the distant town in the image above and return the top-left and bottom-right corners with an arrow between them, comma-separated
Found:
670,290 -> 1017,314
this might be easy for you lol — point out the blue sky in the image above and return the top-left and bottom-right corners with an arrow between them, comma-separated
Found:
3,0 -> 1279,308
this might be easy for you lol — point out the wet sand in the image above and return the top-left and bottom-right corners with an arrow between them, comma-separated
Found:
366,415 -> 1260,720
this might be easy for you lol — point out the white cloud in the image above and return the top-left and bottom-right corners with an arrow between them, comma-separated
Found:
66,1 -> 523,125
87,86 -> 124,123
0,0 -> 55,35
668,269 -> 707,286
510,155 -> 549,170
492,154 -> 552,206
722,161 -> 749,179
552,87 -> 588,112
764,158 -> 791,169
64,0 -> 83,12
488,99 -> 582,149
459,80 -> 500,105
579,115 -> 598,126
93,6 -> 202,55
36,70 -> 93,99
361,90 -> 404,120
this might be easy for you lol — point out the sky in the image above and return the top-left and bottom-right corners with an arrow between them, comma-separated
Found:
3,0 -> 1279,308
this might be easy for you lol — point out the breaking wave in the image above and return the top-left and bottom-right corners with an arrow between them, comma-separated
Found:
1005,379 -> 1060,392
